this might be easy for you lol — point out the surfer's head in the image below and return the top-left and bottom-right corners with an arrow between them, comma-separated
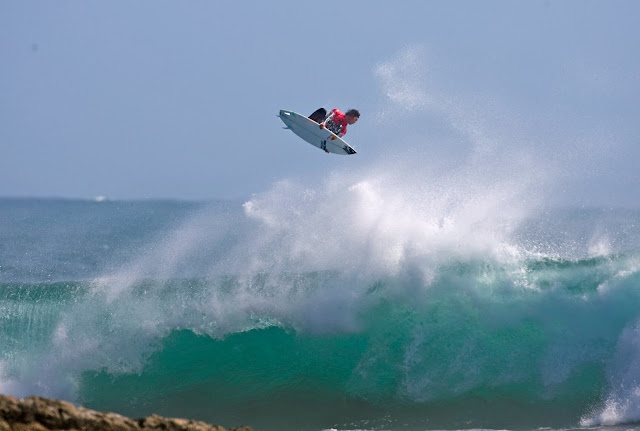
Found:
345,109 -> 360,125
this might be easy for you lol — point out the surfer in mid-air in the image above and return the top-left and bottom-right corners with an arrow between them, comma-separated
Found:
309,108 -> 360,152
279,109 -> 358,155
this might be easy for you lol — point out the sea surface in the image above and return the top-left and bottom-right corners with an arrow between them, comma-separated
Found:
2,194 -> 640,431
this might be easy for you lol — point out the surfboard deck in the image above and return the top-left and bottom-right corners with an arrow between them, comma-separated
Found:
278,109 -> 357,155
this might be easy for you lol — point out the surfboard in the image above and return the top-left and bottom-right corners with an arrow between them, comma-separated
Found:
278,110 -> 357,155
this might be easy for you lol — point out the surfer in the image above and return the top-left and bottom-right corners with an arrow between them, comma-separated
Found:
309,108 -> 360,153
280,109 -> 358,155
319,108 -> 360,137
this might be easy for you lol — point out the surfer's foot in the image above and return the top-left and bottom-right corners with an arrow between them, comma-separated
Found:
324,149 -> 329,153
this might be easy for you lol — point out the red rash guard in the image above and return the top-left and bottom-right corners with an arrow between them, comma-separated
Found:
325,109 -> 349,137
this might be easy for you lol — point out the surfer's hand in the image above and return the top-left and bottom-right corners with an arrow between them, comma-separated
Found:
319,123 -> 326,129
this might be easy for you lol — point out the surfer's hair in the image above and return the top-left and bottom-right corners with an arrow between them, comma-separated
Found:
345,109 -> 360,118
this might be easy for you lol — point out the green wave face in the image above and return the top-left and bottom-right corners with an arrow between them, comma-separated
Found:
3,253 -> 639,430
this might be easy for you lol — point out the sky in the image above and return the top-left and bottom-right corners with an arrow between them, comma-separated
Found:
1,1 -> 639,207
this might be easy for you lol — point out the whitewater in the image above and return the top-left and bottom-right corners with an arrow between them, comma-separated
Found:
2,49 -> 640,431
2,189 -> 640,431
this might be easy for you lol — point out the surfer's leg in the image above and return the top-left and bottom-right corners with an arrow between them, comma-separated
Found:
308,108 -> 327,123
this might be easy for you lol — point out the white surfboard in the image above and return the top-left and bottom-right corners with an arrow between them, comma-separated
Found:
278,110 -> 357,155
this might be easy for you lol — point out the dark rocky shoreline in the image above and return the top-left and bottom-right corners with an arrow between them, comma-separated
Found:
0,395 -> 254,431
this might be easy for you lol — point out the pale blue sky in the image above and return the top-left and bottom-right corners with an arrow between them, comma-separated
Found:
1,1 -> 639,206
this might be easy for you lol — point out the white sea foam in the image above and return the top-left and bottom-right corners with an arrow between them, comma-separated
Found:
582,319 -> 640,426
1,161 -> 546,400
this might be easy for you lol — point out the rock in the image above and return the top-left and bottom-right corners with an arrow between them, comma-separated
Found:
0,395 -> 254,431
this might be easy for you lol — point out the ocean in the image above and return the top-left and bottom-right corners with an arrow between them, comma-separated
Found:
1,190 -> 640,431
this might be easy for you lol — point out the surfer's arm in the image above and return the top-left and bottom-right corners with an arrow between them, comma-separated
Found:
319,111 -> 335,129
